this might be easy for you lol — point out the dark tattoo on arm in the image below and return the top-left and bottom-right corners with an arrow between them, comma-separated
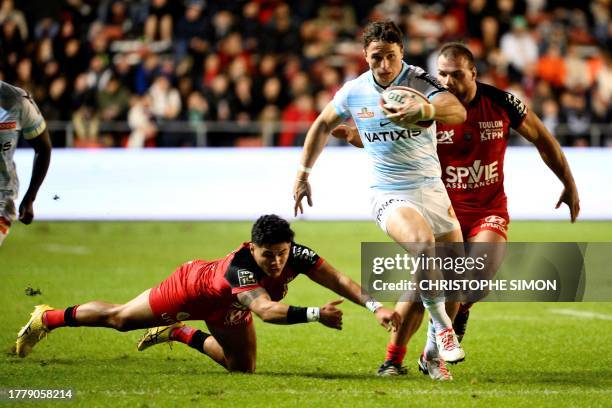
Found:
237,287 -> 270,308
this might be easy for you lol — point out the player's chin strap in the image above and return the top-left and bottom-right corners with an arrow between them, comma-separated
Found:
287,306 -> 320,323
419,104 -> 436,121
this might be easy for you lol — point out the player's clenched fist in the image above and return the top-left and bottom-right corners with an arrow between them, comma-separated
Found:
319,298 -> 344,330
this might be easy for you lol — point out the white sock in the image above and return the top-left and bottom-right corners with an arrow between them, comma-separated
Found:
422,296 -> 452,334
424,319 -> 439,359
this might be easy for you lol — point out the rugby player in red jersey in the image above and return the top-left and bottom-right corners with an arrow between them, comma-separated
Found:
332,42 -> 580,380
15,215 -> 400,373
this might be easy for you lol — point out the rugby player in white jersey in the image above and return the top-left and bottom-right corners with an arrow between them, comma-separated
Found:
0,81 -> 52,245
293,21 -> 467,379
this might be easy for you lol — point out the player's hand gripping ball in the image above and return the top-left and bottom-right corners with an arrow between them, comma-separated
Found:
380,86 -> 434,129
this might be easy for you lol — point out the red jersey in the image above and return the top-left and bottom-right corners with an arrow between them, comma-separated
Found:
149,242 -> 324,328
436,82 -> 527,219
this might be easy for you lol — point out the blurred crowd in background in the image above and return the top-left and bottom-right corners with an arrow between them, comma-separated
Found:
0,0 -> 610,148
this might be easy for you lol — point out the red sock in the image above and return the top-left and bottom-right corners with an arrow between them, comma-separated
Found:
43,309 -> 65,330
43,306 -> 80,330
385,343 -> 407,365
170,326 -> 197,345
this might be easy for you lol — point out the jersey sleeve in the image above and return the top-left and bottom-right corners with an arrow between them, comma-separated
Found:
409,66 -> 447,100
290,243 -> 324,275
332,80 -> 353,119
226,266 -> 262,294
19,93 -> 46,139
499,90 -> 528,129
225,247 -> 263,294
483,85 -> 528,129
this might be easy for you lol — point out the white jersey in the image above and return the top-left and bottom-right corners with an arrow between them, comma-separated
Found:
0,81 -> 46,199
332,62 -> 447,191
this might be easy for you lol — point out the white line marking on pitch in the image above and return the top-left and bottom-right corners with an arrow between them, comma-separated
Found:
550,308 -> 612,321
43,244 -> 91,255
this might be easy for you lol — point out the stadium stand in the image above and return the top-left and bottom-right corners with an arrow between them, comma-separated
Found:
0,0 -> 609,147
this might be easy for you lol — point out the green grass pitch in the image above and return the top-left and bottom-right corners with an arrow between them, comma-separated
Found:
1,221 -> 611,407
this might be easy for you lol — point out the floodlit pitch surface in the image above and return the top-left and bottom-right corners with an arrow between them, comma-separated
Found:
2,221 -> 611,407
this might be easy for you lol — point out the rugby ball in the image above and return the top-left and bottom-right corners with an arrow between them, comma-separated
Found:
380,86 -> 434,128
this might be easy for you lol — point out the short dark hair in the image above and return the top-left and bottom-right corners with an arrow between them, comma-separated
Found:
362,20 -> 404,49
438,42 -> 475,69
251,214 -> 295,245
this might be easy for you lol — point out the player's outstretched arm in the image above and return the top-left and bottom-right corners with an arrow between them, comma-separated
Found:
305,261 -> 401,332
294,102 -> 343,216
19,129 -> 52,225
517,111 -> 580,222
237,287 -> 343,330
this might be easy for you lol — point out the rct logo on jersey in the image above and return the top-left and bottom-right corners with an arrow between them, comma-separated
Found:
237,269 -> 257,287
437,130 -> 454,144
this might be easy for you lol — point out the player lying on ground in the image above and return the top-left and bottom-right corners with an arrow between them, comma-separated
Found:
294,21 -> 467,380
15,215 -> 400,373
331,42 -> 580,380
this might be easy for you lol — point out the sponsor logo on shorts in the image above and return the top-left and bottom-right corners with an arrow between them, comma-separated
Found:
484,215 -> 507,226
225,309 -> 250,325
376,198 -> 408,223
480,215 -> 507,233
160,312 -> 177,325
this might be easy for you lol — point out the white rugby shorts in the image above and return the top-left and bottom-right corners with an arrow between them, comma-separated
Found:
371,179 -> 460,237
